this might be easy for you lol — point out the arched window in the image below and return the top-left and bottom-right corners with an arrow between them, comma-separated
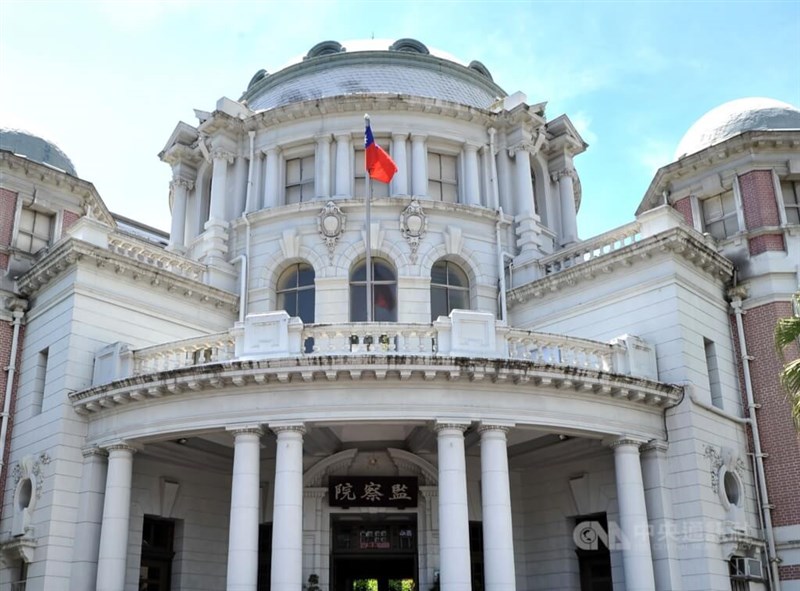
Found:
277,263 -> 315,323
430,260 -> 469,320
350,258 -> 397,321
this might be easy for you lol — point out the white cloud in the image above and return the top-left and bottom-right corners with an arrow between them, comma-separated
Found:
569,111 -> 598,146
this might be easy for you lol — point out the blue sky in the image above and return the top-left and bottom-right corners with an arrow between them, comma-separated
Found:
1,0 -> 799,238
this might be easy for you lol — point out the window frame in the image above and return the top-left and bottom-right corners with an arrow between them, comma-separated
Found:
430,260 -> 470,321
427,151 -> 459,203
781,179 -> 800,225
15,205 -> 54,254
276,262 -> 316,324
701,189 -> 739,240
284,151 -> 315,205
349,257 -> 398,322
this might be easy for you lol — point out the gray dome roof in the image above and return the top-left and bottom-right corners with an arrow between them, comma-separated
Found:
241,39 -> 506,112
0,128 -> 77,176
674,97 -> 800,160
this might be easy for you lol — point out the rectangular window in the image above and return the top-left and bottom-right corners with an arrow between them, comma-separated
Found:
354,150 -> 390,198
31,348 -> 48,415
701,190 -> 738,239
428,152 -> 458,203
781,180 -> 800,224
139,516 -> 175,591
285,155 -> 314,204
704,338 -> 723,409
16,207 -> 53,254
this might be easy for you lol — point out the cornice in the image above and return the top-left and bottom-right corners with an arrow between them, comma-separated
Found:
15,237 -> 238,312
638,129 -> 800,215
69,353 -> 683,416
509,226 -> 733,304
0,151 -> 116,227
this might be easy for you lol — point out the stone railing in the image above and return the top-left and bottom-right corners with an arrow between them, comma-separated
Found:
539,221 -> 641,275
108,235 -> 204,281
92,310 -> 658,384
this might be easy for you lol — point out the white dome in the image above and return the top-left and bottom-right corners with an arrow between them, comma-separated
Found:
674,97 -> 800,160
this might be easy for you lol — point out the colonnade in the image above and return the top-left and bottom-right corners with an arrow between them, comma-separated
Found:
83,427 -> 658,591
167,131 -> 579,253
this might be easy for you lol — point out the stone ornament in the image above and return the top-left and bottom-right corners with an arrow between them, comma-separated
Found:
317,201 -> 346,262
400,199 -> 427,262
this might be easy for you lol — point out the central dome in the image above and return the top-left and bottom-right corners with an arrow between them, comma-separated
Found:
240,38 -> 506,112
674,97 -> 800,160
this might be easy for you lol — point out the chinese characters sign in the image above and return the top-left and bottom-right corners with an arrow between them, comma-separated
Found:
328,476 -> 418,508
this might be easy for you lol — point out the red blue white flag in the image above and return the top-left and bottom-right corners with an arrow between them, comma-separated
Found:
365,121 -> 398,184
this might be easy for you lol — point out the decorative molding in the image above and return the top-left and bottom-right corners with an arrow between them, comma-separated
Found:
279,228 -> 300,259
70,354 -> 683,416
303,449 -> 359,487
704,445 -> 746,494
433,421 -> 470,433
400,200 -> 427,263
210,148 -> 235,164
170,178 -> 195,192
317,201 -> 346,262
11,453 -> 50,500
386,448 -> 439,486
443,226 -> 463,257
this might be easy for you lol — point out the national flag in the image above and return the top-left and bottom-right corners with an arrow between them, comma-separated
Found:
365,121 -> 398,184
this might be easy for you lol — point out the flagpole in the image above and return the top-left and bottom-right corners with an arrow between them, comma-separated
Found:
364,114 -> 373,323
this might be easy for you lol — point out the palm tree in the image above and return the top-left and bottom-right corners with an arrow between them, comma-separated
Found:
776,292 -> 800,427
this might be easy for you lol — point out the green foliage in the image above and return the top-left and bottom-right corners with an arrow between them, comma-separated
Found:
776,292 -> 800,427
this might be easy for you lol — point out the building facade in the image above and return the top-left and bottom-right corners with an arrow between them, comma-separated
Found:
0,39 -> 798,591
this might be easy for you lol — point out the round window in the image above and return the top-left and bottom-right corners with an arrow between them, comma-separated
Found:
722,469 -> 741,507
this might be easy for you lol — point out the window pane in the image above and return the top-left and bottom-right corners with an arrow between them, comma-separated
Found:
374,284 -> 397,321
19,210 -> 35,232
427,153 -> 440,177
786,206 -> 800,224
371,180 -> 390,198
277,268 -> 298,291
720,190 -> 736,214
373,260 -> 395,282
355,150 -> 365,174
354,178 -> 366,198
431,261 -> 448,285
447,263 -> 468,287
703,197 -> 722,220
429,180 -> 442,201
442,183 -> 457,203
297,289 -> 315,324
352,261 -> 366,282
449,289 -> 468,311
286,159 -> 301,184
350,285 -> 367,321
441,155 -> 457,182
277,291 -> 296,317
431,286 -> 448,320
724,216 -> 739,236
286,185 -> 301,204
297,264 -> 315,287
707,219 -> 725,240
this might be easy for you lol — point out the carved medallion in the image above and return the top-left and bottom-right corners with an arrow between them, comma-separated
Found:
400,200 -> 427,263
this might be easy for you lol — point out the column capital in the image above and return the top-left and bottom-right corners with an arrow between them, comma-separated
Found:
82,445 -> 109,459
270,422 -> 306,436
101,441 -> 138,454
463,142 -> 480,153
606,435 -> 648,450
315,134 -> 332,145
334,132 -> 353,141
170,177 -> 194,192
434,420 -> 470,433
210,148 -> 235,164
226,425 -> 264,437
260,146 -> 280,157
410,133 -> 428,142
640,439 -> 669,454
391,132 -> 409,141
477,421 -> 515,435
551,167 -> 576,182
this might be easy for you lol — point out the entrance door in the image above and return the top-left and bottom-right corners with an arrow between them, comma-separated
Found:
331,514 -> 417,591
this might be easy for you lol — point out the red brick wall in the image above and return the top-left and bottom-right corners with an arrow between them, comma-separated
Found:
672,196 -> 694,226
0,320 -> 24,514
736,301 -> 800,528
779,564 -> 800,580
62,209 -> 81,233
739,170 -> 781,229
748,234 -> 786,256
0,188 -> 18,271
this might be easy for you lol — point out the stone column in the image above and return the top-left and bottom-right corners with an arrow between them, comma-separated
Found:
71,447 -> 108,591
556,168 -> 578,245
435,421 -> 472,591
263,147 -> 280,208
463,143 -> 481,206
391,133 -> 409,196
315,135 -> 332,199
168,178 -> 192,251
512,147 -> 535,216
245,151 -> 263,213
495,141 -> 512,213
411,134 -> 428,197
640,441 -> 683,591
478,424 -> 516,591
610,438 -> 656,591
334,133 -> 352,198
209,149 -> 234,225
270,424 -> 306,591
226,426 -> 263,591
96,443 -> 136,591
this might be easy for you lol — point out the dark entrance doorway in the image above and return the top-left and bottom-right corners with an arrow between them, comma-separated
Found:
331,514 -> 417,591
